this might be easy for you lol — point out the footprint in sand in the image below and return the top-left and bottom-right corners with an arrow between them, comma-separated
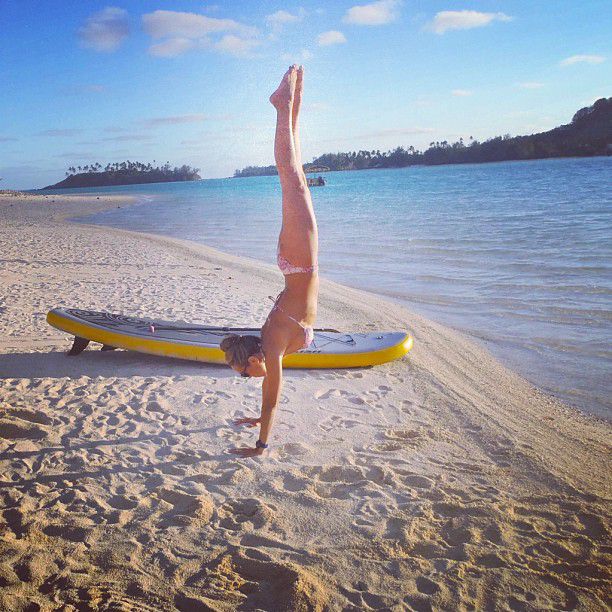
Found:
383,427 -> 426,448
369,441 -> 404,453
577,511 -> 608,539
76,585 -> 161,612
272,471 -> 310,493
401,474 -> 435,490
3,507 -> 29,538
215,391 -> 234,400
217,498 -> 275,531
383,516 -> 410,544
416,576 -> 441,595
303,464 -> 395,501
278,442 -> 309,457
318,415 -> 363,432
400,399 -> 414,413
6,408 -> 53,426
305,464 -> 366,484
178,551 -> 327,611
346,371 -> 364,379
304,465 -> 370,500
314,388 -> 350,400
42,523 -> 95,543
156,487 -> 214,527
364,385 -> 392,401
441,523 -> 475,547
107,494 -> 139,511
212,463 -> 255,486
0,418 -> 47,440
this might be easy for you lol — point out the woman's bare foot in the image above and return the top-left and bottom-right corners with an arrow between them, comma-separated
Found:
292,65 -> 304,130
270,65 -> 297,111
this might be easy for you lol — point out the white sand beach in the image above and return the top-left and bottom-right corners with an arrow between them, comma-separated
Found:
0,193 -> 610,611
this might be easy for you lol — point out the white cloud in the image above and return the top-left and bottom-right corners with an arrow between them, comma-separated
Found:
452,89 -> 473,97
142,10 -> 256,38
78,7 -> 129,52
560,54 -> 605,66
266,9 -> 306,42
318,30 -> 347,46
428,11 -> 512,34
149,38 -> 196,58
214,35 -> 260,57
142,10 -> 259,58
343,0 -> 401,26
518,82 -> 544,89
266,9 -> 305,27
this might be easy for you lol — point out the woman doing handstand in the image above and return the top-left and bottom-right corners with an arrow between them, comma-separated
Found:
221,65 -> 319,457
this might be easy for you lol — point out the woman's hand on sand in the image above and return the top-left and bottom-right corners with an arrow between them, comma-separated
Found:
232,416 -> 261,428
229,446 -> 265,457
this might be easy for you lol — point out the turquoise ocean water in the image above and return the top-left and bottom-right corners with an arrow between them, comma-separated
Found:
44,157 -> 611,419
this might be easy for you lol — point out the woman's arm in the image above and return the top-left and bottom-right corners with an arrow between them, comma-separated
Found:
230,354 -> 283,457
258,354 -> 283,445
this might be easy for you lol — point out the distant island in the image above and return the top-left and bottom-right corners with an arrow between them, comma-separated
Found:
234,97 -> 611,177
43,161 -> 200,189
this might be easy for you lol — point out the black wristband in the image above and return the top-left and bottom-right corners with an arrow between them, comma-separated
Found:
255,439 -> 269,449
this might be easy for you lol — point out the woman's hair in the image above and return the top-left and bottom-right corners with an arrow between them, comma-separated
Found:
220,334 -> 262,368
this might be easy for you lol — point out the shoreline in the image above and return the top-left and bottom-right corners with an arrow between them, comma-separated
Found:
1,193 -> 610,610
69,184 -> 610,421
18,190 -> 611,435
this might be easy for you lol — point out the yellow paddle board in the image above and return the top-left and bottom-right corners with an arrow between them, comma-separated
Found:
47,308 -> 413,369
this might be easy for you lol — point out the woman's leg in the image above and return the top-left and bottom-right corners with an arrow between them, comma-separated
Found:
292,67 -> 306,182
270,66 -> 318,268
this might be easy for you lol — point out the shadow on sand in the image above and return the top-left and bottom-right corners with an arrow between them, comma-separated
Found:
0,349 -> 233,380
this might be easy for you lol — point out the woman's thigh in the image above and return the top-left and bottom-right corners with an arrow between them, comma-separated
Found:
279,190 -> 318,262
278,218 -> 318,263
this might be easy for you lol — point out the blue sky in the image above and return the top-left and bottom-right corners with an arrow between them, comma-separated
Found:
1,0 -> 610,188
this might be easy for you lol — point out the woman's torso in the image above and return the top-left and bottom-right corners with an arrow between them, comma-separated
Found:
262,273 -> 319,356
